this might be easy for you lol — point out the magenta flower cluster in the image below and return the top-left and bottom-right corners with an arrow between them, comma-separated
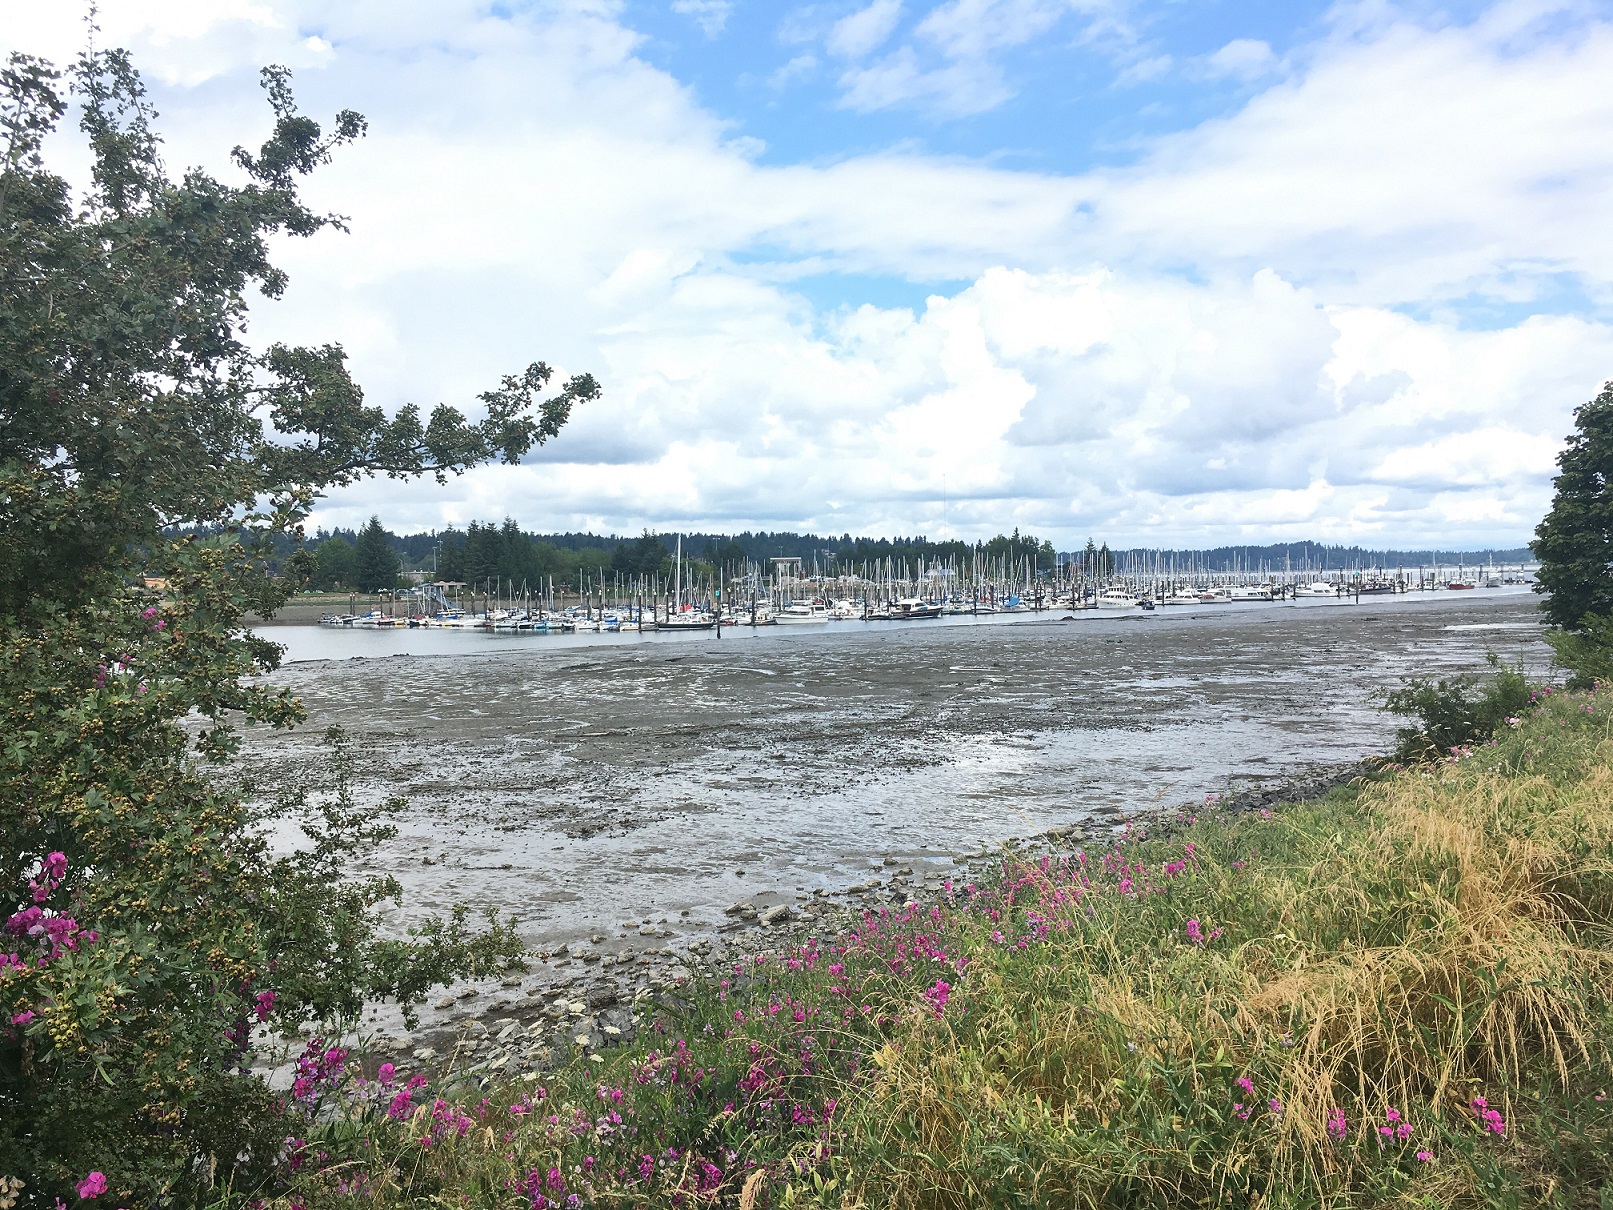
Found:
1376,1106 -> 1414,1143
75,1172 -> 107,1200
1469,1095 -> 1506,1136
291,1039 -> 350,1104
4,853 -> 100,1029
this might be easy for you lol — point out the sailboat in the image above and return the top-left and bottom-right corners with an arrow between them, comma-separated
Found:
661,535 -> 715,630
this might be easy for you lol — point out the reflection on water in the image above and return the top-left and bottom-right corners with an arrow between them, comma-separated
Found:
238,589 -> 1547,949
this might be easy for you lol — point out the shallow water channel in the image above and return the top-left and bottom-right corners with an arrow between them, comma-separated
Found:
241,589 -> 1549,962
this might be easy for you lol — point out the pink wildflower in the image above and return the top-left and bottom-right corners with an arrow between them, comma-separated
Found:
1469,1095 -> 1505,1135
76,1174 -> 107,1200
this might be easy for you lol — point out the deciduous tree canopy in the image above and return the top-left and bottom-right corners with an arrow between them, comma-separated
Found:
0,47 -> 594,1199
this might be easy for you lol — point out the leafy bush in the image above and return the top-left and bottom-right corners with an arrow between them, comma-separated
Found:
1,47 -> 595,1202
1542,613 -> 1613,689
1382,654 -> 1535,762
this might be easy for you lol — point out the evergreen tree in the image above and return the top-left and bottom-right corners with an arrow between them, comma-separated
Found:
354,516 -> 400,591
612,531 -> 669,577
463,520 -> 503,587
435,527 -> 467,581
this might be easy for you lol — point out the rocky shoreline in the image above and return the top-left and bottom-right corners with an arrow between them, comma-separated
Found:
249,754 -> 1379,1088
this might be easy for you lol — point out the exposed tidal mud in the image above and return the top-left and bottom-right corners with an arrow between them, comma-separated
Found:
235,590 -> 1549,1073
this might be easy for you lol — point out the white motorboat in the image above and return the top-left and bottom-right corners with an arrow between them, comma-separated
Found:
1094,588 -> 1141,610
1294,581 -> 1338,597
1162,589 -> 1203,606
775,602 -> 830,624
1229,585 -> 1273,602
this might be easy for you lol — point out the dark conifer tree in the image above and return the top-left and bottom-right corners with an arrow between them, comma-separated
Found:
1534,381 -> 1613,631
354,516 -> 401,591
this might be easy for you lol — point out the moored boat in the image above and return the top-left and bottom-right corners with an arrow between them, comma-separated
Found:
1094,587 -> 1141,609
1293,582 -> 1337,598
873,597 -> 943,620
775,601 -> 830,625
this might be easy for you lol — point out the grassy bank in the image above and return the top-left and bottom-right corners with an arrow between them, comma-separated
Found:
266,684 -> 1613,1209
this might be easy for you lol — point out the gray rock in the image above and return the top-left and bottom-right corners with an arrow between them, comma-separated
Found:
759,904 -> 793,926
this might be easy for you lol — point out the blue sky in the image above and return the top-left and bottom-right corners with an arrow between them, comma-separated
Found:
4,0 -> 1612,548
630,0 -> 1341,168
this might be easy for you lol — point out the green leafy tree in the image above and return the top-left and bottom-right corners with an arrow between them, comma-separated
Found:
0,47 -> 597,1200
1534,381 -> 1613,680
313,533 -> 358,589
353,515 -> 401,591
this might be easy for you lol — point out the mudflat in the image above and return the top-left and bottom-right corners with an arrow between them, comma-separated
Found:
237,591 -> 1548,958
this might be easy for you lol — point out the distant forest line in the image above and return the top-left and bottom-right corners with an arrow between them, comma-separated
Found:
323,524 -> 1529,570
292,519 -> 1533,593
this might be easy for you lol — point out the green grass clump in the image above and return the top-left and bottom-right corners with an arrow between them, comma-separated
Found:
268,685 -> 1613,1209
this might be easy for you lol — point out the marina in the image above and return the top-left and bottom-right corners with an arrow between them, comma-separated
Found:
306,553 -> 1537,636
